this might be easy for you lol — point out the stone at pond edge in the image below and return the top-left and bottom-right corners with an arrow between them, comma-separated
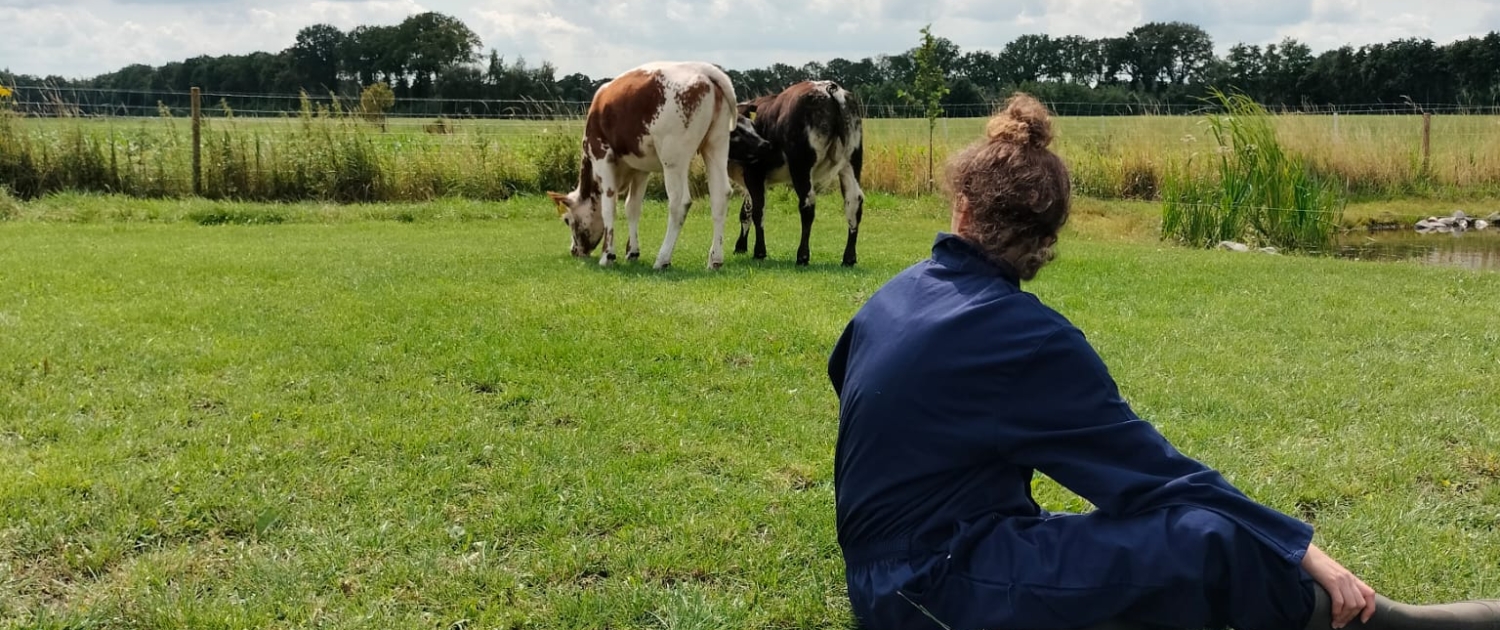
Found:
1214,242 -> 1281,255
1415,209 -> 1493,232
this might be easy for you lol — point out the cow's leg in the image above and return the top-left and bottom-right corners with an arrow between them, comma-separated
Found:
653,163 -> 692,270
733,172 -> 767,259
787,154 -> 817,266
839,146 -> 865,267
735,194 -> 752,255
746,172 -> 769,260
597,161 -> 619,267
623,169 -> 650,261
703,143 -> 732,270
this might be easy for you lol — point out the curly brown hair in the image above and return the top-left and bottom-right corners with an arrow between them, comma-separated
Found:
944,93 -> 1071,280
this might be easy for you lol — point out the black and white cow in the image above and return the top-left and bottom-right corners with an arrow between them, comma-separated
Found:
727,80 -> 865,267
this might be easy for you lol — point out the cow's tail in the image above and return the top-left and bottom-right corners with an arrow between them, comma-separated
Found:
817,80 -> 861,150
706,69 -> 738,131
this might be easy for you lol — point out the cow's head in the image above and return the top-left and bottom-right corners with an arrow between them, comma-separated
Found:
729,103 -> 777,166
547,183 -> 605,258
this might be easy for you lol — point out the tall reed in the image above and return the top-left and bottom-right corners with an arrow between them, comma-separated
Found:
1161,90 -> 1346,252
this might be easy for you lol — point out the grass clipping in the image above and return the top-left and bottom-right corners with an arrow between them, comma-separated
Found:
1161,90 -> 1347,252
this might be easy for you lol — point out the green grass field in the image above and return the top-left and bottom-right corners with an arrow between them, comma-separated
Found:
4,191 -> 1500,629
8,109 -> 1500,203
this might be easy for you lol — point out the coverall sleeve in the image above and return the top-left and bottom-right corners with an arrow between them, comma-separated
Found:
1000,325 -> 1314,566
828,321 -> 853,398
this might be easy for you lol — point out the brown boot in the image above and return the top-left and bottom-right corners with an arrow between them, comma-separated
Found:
1304,584 -> 1500,630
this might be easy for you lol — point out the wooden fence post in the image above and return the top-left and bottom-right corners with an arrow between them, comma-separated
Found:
1421,112 -> 1432,174
191,87 -> 202,196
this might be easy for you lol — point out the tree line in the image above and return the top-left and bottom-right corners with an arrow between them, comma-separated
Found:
3,13 -> 1499,118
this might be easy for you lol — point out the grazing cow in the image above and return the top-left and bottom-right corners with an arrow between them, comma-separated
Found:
548,61 -> 760,270
728,80 -> 866,267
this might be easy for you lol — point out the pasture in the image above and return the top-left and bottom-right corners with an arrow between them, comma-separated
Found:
3,190 -> 1500,629
7,109 -> 1500,204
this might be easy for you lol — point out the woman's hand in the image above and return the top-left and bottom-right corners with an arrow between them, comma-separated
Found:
1301,543 -> 1377,628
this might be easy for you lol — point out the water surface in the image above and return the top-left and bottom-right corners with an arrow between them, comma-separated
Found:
1329,228 -> 1500,271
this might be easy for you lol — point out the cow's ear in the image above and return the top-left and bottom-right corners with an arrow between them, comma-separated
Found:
547,191 -> 571,215
737,102 -> 757,119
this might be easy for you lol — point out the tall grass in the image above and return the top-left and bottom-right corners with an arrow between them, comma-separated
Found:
0,185 -> 18,220
1161,91 -> 1346,252
3,96 -> 1496,205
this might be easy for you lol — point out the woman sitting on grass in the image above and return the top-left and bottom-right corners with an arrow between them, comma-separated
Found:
825,93 -> 1500,630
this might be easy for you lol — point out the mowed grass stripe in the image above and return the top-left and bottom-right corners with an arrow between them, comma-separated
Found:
1,196 -> 1499,628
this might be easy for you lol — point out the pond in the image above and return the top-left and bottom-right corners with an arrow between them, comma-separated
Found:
1329,228 -> 1500,271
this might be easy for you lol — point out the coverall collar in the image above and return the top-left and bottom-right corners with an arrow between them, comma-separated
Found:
931,232 -> 1023,286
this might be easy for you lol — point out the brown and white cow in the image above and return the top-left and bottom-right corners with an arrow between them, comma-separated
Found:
728,80 -> 865,267
548,61 -> 764,270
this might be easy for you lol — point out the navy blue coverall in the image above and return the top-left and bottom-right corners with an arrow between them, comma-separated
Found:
828,233 -> 1318,630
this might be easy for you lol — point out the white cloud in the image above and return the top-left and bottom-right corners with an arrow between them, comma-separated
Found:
1,0 -> 1495,81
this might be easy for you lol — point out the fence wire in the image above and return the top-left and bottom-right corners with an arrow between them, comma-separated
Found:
15,84 -> 1500,120
6,87 -> 1500,204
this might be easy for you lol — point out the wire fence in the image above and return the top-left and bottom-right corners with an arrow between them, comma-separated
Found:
5,85 -> 1500,204
9,84 -> 1500,120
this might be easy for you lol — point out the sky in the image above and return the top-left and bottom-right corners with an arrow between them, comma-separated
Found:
3,0 -> 1499,81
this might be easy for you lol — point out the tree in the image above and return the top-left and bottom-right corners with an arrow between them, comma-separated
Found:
29,13 -> 1500,118
1304,45 -> 1362,104
555,72 -> 600,102
1262,38 -> 1313,105
291,24 -> 346,92
957,50 -> 1006,91
1098,36 -> 1134,87
1224,44 -> 1265,98
399,12 -> 482,96
898,24 -> 951,194
1001,34 -> 1057,83
1124,22 -> 1214,93
342,25 -> 402,89
1055,35 -> 1103,85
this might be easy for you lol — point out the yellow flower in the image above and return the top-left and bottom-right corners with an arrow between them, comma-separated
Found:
0,86 -> 11,98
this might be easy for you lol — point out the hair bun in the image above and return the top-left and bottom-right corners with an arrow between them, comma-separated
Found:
985,93 -> 1054,149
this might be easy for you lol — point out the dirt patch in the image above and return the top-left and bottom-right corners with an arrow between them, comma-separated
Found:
769,465 -> 820,493
1294,497 -> 1332,522
572,566 -> 611,588
1460,451 -> 1500,480
641,566 -> 718,588
466,380 -> 500,395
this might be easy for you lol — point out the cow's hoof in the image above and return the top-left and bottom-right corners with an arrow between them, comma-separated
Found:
796,259 -> 810,267
627,251 -> 640,261
754,249 -> 767,260
709,261 -> 723,270
655,263 -> 672,271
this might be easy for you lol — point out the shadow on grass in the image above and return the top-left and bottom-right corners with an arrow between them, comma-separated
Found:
561,252 -> 879,282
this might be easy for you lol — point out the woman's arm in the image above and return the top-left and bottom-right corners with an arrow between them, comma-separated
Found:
998,325 -> 1314,566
